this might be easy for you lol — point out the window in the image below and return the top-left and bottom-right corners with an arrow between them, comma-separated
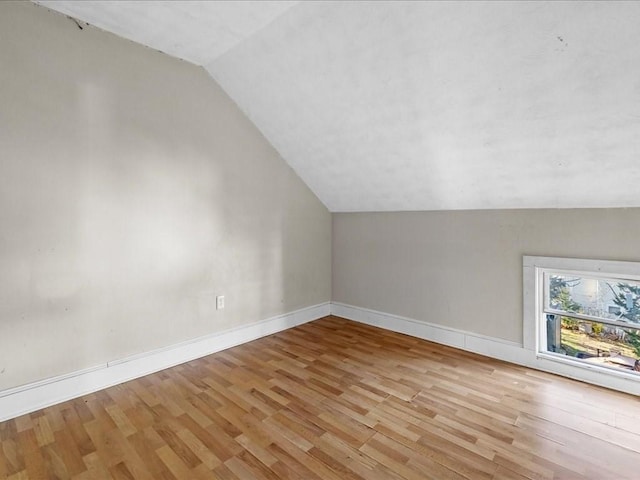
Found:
523,257 -> 640,392
541,270 -> 640,374
523,256 -> 640,389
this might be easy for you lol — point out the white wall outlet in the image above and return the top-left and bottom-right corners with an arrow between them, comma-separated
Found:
216,295 -> 225,310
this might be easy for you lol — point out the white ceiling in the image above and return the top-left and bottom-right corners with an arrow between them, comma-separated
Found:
36,1 -> 298,64
37,1 -> 640,212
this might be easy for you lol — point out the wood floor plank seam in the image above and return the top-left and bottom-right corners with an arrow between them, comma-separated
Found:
1,315 -> 639,479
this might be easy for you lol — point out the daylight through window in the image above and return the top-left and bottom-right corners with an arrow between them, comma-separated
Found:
541,270 -> 640,374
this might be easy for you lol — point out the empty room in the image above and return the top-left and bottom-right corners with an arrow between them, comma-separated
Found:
2,1 -> 640,478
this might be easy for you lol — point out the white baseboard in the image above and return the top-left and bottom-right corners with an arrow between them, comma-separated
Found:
0,302 -> 330,422
330,302 -> 640,396
3,300 -> 635,423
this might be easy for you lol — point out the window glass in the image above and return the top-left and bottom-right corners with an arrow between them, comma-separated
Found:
543,315 -> 640,373
542,271 -> 640,374
544,272 -> 640,325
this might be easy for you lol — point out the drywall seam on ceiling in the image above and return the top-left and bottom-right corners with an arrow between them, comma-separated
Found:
33,1 -> 300,65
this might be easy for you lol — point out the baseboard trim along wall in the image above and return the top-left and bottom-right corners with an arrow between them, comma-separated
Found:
331,302 -> 640,396
0,302 -> 330,422
2,299 -> 637,422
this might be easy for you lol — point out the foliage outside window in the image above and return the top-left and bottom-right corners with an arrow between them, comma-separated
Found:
542,271 -> 640,374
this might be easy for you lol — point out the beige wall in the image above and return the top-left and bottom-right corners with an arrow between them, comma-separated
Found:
0,2 -> 331,390
333,209 -> 640,343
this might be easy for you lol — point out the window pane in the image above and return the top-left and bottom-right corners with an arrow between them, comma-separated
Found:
545,272 -> 640,325
544,316 -> 640,373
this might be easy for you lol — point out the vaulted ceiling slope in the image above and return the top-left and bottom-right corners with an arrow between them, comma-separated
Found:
37,1 -> 640,212
36,1 -> 298,65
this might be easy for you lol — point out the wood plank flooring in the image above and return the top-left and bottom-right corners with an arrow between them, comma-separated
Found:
1,315 -> 639,479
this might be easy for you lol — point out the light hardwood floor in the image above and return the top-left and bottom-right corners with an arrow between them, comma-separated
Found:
1,315 -> 639,479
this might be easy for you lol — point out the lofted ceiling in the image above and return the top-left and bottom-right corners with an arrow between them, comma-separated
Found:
36,1 -> 640,212
36,1 -> 298,64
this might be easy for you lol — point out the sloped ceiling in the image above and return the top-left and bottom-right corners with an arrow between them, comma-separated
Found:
36,1 -> 640,212
35,1 -> 298,64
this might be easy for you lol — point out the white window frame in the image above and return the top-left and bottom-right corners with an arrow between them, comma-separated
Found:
523,256 -> 640,392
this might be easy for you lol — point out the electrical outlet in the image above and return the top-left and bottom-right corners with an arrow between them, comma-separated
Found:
216,295 -> 225,310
